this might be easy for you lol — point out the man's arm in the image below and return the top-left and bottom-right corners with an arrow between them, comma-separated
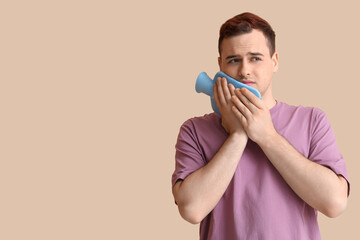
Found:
172,78 -> 247,224
173,133 -> 246,224
259,131 -> 348,217
231,87 -> 348,217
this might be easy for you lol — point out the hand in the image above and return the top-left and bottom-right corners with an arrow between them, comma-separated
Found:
213,77 -> 247,138
230,87 -> 277,145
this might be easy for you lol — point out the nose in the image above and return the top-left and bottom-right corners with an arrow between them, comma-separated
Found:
238,61 -> 251,78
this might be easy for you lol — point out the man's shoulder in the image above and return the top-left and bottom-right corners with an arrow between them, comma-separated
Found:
179,112 -> 224,138
276,101 -> 325,118
182,112 -> 221,127
273,101 -> 329,129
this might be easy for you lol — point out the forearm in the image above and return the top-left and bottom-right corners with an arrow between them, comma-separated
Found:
173,133 -> 247,224
259,132 -> 348,217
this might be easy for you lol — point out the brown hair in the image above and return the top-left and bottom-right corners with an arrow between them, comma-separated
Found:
218,12 -> 276,56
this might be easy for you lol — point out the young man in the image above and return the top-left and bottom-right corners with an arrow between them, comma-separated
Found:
172,12 -> 350,239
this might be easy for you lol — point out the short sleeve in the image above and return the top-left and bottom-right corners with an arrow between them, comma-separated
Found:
171,119 -> 206,187
308,108 -> 350,194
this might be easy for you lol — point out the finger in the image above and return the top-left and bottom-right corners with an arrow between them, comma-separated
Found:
221,78 -> 231,103
231,94 -> 252,120
232,105 -> 247,127
235,88 -> 257,114
228,83 -> 235,96
213,84 -> 221,108
240,88 -> 263,109
216,77 -> 226,105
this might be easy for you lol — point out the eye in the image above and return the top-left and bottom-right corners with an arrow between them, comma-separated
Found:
228,58 -> 240,64
251,57 -> 261,62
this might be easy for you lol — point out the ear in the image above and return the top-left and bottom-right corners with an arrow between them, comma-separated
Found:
218,57 -> 222,70
272,52 -> 279,73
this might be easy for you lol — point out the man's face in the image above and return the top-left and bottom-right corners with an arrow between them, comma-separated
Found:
218,29 -> 278,99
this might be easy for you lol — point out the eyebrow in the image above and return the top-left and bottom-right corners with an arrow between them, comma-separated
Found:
225,52 -> 264,60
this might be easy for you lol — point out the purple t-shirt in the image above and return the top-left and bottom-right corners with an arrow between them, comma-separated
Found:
172,101 -> 349,240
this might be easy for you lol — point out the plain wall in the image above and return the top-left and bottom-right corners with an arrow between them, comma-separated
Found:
1,0 -> 359,239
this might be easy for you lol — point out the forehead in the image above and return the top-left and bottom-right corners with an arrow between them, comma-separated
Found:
221,29 -> 270,57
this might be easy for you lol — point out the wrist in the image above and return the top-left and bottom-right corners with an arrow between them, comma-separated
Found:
257,129 -> 279,149
229,131 -> 248,142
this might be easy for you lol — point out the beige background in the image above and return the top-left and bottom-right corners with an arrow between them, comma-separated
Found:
1,0 -> 359,239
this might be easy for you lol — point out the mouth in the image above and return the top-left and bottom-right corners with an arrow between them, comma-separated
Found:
241,80 -> 256,86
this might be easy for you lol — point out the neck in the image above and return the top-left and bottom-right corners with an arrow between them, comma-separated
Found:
261,85 -> 277,109
264,96 -> 277,110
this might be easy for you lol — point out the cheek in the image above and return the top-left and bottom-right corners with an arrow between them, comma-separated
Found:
221,64 -> 237,75
256,64 -> 273,79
